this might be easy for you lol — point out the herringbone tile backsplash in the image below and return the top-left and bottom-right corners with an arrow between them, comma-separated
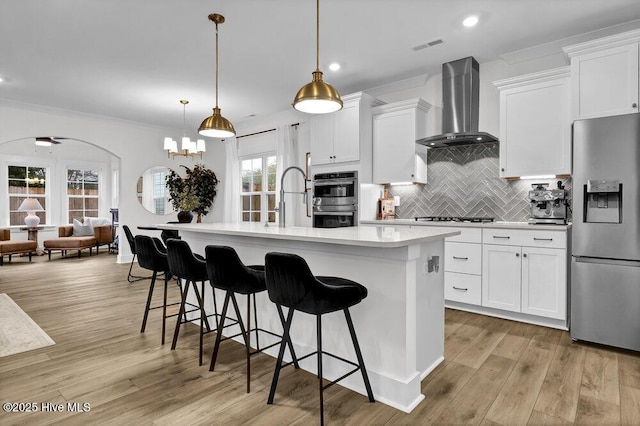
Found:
387,144 -> 572,222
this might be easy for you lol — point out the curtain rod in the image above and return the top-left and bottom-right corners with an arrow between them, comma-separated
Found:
234,122 -> 300,140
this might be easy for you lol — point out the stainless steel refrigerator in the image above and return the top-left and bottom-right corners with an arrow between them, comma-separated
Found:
571,112 -> 640,352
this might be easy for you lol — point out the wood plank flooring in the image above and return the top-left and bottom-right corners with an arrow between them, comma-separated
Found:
0,253 -> 638,425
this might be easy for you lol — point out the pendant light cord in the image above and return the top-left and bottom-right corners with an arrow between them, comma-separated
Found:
215,21 -> 219,108
315,0 -> 320,72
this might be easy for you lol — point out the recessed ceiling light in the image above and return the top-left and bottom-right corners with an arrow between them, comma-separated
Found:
463,15 -> 479,27
0,77 -> 4,83
328,62 -> 341,72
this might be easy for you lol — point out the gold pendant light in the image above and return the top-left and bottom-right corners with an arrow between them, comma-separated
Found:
199,13 -> 236,138
292,0 -> 343,114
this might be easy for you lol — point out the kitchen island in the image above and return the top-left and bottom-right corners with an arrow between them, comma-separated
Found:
157,222 -> 459,413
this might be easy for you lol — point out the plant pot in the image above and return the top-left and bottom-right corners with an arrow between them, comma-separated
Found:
177,211 -> 193,223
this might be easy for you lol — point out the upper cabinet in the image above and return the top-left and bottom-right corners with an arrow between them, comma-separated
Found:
372,99 -> 431,184
494,67 -> 571,178
563,29 -> 640,120
309,92 -> 380,168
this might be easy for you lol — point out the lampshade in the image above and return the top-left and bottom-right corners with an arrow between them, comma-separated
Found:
198,13 -> 235,138
198,107 -> 236,138
18,198 -> 44,228
293,70 -> 343,114
18,198 -> 44,212
292,0 -> 343,114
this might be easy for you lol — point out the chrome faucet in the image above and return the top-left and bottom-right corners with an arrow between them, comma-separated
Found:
278,166 -> 308,228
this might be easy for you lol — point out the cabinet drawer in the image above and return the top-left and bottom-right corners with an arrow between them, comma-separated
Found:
445,227 -> 482,243
445,242 -> 482,274
482,229 -> 566,249
445,272 -> 481,305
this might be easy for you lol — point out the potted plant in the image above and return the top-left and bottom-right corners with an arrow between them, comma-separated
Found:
165,164 -> 220,223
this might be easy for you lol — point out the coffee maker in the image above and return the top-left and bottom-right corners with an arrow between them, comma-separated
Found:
528,181 -> 568,225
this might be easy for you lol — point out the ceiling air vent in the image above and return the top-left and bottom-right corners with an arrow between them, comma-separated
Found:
412,37 -> 445,51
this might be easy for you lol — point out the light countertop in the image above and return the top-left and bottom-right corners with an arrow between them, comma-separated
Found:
360,219 -> 572,231
157,222 -> 460,248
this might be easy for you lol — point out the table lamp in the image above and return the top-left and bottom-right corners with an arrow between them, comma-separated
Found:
18,198 -> 44,228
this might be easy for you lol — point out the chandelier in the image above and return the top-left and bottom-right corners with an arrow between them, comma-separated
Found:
164,100 -> 206,160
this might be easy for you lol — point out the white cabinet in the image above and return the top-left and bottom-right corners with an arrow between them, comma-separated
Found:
372,99 -> 431,184
310,92 -> 378,166
482,229 -> 567,321
482,244 -> 522,312
494,67 -> 571,178
521,247 -> 567,320
563,30 -> 640,120
444,227 -> 482,306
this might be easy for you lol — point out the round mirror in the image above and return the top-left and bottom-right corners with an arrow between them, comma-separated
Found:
137,166 -> 175,215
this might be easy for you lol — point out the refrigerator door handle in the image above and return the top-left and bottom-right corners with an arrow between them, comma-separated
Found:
573,256 -> 640,268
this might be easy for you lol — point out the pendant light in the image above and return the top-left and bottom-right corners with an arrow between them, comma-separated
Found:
199,13 -> 236,138
292,0 -> 342,114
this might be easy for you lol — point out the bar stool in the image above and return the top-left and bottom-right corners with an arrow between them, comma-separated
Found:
134,235 -> 180,345
123,225 -> 152,283
166,239 -> 218,365
264,252 -> 375,425
205,245 -> 299,393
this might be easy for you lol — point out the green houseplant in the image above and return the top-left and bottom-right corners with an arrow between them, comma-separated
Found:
165,164 -> 220,223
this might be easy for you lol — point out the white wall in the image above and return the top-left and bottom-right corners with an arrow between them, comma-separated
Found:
0,100 -> 226,262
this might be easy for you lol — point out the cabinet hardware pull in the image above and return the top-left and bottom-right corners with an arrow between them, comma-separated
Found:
633,103 -> 638,108
452,256 -> 469,260
493,236 -> 510,239
533,237 -> 553,241
523,253 -> 527,258
453,286 -> 468,292
516,252 -> 520,257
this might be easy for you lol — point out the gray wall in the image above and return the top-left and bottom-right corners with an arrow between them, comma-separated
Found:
387,144 -> 572,222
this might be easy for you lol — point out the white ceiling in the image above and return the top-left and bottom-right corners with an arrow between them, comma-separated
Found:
2,0 -> 640,133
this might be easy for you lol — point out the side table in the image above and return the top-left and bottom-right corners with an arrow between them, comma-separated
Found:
20,226 -> 45,255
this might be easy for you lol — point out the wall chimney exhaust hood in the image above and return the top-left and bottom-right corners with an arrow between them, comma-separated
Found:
417,56 -> 498,148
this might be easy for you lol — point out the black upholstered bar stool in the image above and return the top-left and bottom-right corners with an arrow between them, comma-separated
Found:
134,235 -> 180,345
166,239 -> 218,365
204,245 -> 299,393
264,252 -> 375,425
123,225 -> 152,283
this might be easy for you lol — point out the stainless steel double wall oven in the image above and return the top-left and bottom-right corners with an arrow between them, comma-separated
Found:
312,171 -> 358,228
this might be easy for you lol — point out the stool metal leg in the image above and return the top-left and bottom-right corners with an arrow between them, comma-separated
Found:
229,293 -> 251,393
344,308 -> 375,403
162,273 -> 168,345
317,314 -> 325,426
140,271 -> 157,333
209,291 -> 231,372
275,305 -> 300,369
267,306 -> 295,404
171,279 -> 191,350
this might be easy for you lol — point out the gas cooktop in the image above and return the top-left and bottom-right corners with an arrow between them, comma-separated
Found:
414,216 -> 495,223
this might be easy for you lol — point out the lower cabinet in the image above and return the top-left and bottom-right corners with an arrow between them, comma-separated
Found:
481,231 -> 567,321
482,244 -> 522,312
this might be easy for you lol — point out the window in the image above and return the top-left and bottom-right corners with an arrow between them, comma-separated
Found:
152,169 -> 167,215
67,168 -> 100,222
241,155 -> 277,223
8,165 -> 47,226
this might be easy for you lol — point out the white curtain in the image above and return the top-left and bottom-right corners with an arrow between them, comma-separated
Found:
276,125 -> 301,226
223,137 -> 240,223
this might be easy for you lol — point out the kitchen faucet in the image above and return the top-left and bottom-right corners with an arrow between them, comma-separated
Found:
278,166 -> 308,228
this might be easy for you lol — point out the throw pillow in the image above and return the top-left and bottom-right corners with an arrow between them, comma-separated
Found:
72,218 -> 94,236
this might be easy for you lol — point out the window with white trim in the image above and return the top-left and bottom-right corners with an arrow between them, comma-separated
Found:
7,165 -> 48,226
241,155 -> 277,223
67,168 -> 100,222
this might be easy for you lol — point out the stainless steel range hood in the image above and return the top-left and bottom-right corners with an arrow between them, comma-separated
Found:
417,56 -> 498,148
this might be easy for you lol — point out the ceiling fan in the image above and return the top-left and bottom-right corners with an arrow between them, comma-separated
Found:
35,136 -> 68,146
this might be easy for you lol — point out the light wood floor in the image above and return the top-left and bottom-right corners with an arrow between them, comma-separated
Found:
0,253 -> 639,425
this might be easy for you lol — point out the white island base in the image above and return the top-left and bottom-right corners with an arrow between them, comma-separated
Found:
159,223 -> 459,413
